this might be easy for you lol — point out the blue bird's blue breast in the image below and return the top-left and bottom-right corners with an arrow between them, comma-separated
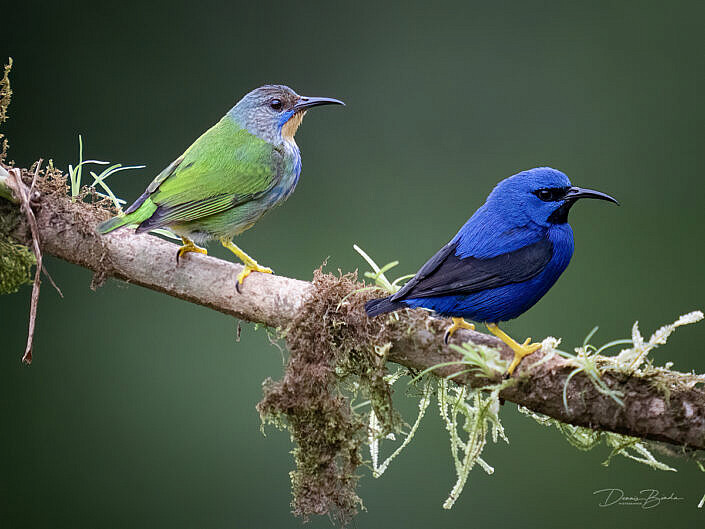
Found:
402,223 -> 574,323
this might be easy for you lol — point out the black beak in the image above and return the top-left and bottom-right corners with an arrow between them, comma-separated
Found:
293,96 -> 345,112
564,186 -> 619,205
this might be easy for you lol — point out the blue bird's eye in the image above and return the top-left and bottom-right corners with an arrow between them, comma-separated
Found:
269,99 -> 283,111
534,188 -> 567,202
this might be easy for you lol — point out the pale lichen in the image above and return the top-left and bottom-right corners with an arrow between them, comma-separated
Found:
368,373 -> 512,510
438,379 -> 510,509
518,406 -> 676,471
369,372 -> 432,478
613,311 -> 705,371
542,311 -> 705,413
515,313 -> 704,474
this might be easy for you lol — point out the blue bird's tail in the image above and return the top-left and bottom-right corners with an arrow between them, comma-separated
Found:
365,296 -> 405,317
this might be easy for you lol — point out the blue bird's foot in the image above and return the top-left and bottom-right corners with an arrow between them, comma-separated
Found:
443,317 -> 476,344
486,323 -> 542,376
176,237 -> 208,264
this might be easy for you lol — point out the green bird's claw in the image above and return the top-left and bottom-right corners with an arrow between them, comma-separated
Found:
176,237 -> 208,264
235,263 -> 273,294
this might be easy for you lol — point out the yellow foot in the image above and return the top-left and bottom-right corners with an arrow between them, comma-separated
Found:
486,323 -> 542,376
235,262 -> 273,293
443,317 -> 476,344
176,237 -> 208,263
220,237 -> 274,293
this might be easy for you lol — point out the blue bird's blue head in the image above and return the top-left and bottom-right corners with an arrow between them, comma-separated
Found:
486,167 -> 618,227
228,85 -> 344,144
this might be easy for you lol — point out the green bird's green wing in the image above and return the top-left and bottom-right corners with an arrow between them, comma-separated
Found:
129,117 -> 281,228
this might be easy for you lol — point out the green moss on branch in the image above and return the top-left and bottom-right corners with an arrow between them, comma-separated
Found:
257,270 -> 402,524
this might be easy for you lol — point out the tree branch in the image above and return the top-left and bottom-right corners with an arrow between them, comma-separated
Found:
3,164 -> 705,450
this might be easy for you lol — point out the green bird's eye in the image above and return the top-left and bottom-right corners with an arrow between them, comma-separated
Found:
269,99 -> 283,111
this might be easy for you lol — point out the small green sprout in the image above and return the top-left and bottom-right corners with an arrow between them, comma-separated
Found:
66,135 -> 181,242
67,134 -> 107,198
352,244 -> 413,294
89,163 -> 144,211
337,244 -> 413,310
67,134 -> 145,205
553,311 -> 704,412
553,336 -> 628,411
409,342 -> 509,383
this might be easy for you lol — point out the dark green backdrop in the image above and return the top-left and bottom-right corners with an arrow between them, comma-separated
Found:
2,1 -> 704,527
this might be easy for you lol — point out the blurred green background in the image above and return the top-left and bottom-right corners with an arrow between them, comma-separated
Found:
2,1 -> 705,527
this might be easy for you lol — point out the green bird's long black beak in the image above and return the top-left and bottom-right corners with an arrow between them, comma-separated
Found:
564,186 -> 619,205
293,96 -> 345,111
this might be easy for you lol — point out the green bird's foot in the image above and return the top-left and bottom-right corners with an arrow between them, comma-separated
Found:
443,317 -> 475,344
176,237 -> 208,263
220,238 -> 273,293
236,262 -> 273,293
486,323 -> 542,377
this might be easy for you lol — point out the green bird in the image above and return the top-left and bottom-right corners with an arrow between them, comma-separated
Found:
97,84 -> 344,290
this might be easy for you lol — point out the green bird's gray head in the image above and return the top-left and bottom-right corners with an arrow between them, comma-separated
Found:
228,85 -> 344,144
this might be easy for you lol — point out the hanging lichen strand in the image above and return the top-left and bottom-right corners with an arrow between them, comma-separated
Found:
257,269 -> 402,524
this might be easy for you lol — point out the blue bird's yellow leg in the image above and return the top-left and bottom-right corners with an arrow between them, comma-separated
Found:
486,323 -> 542,376
443,317 -> 475,344
220,237 -> 273,292
176,236 -> 208,263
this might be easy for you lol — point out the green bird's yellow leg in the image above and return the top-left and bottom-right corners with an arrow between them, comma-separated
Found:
220,238 -> 273,292
443,317 -> 475,344
486,323 -> 542,376
176,237 -> 208,263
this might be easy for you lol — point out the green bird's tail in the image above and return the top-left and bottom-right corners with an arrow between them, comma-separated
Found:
96,197 -> 158,234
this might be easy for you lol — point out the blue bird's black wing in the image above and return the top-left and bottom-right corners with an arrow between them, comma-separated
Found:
390,238 -> 553,300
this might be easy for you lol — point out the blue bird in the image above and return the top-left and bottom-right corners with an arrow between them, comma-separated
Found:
365,167 -> 618,376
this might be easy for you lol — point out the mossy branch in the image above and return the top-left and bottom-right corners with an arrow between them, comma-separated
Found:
2,163 -> 705,452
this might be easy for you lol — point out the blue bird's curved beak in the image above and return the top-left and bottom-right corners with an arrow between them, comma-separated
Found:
564,186 -> 619,205
293,96 -> 345,111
